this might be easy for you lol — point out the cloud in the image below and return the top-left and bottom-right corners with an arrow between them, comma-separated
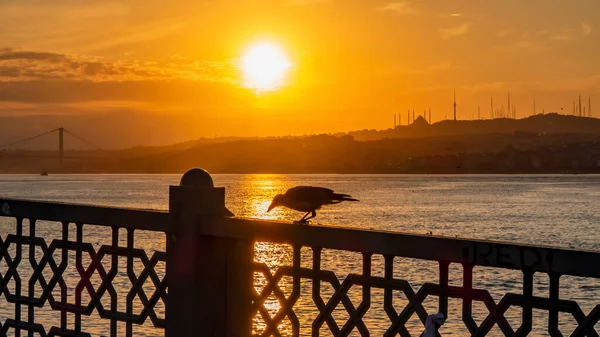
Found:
493,31 -> 548,54
439,23 -> 472,39
551,29 -> 574,41
550,25 -> 591,41
513,40 -> 546,53
582,23 -> 592,36
0,66 -> 21,77
0,47 -> 255,106
378,2 -> 418,15
450,13 -> 461,17
0,51 -> 67,62
0,48 -> 240,83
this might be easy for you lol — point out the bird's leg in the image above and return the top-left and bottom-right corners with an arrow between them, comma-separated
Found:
303,211 -> 317,222
295,212 -> 311,224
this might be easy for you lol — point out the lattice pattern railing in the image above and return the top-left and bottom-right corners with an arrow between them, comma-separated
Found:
0,199 -> 168,337
250,246 -> 600,336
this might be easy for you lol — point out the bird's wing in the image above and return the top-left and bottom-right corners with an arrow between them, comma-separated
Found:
285,186 -> 335,201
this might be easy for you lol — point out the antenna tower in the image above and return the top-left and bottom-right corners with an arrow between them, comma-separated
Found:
453,89 -> 457,121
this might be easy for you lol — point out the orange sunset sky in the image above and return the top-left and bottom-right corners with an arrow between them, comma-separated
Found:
0,0 -> 599,139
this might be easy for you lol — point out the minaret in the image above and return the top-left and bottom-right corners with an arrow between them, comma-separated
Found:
590,95 -> 592,117
453,89 -> 457,121
491,95 -> 494,119
429,109 -> 431,124
508,92 -> 511,118
579,94 -> 582,117
478,106 -> 481,120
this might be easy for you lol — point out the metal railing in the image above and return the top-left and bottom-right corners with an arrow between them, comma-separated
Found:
1,168 -> 600,336
0,199 -> 168,337
208,218 -> 600,337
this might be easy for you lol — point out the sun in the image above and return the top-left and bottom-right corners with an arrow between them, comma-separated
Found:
241,43 -> 291,91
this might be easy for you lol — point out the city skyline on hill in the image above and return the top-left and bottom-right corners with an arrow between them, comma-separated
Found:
2,112 -> 600,151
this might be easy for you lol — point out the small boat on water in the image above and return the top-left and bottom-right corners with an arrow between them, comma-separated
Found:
40,170 -> 49,176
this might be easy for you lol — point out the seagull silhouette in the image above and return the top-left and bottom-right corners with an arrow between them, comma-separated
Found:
267,186 -> 358,224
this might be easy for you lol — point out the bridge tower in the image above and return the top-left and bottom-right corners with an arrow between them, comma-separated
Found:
59,127 -> 64,165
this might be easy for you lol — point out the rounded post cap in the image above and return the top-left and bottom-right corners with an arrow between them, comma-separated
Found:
179,168 -> 214,188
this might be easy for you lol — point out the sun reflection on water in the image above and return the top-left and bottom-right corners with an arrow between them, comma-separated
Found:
233,174 -> 296,221
253,242 -> 294,336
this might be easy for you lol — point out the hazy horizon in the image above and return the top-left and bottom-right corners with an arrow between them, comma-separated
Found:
1,0 -> 599,143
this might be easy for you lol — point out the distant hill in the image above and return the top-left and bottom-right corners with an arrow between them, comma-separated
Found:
348,113 -> 600,141
3,113 -> 600,174
110,132 -> 600,174
4,131 -> 593,174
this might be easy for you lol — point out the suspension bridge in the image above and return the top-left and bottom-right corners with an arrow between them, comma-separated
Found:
0,127 -> 104,163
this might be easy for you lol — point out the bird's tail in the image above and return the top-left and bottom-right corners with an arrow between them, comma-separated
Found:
334,193 -> 359,202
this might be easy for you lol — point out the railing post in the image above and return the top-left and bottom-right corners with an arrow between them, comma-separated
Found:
166,168 -> 253,337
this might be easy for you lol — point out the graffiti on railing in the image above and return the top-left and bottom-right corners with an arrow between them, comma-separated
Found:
465,242 -> 554,271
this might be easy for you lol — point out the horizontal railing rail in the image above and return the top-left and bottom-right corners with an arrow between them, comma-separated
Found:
0,197 -> 169,232
210,217 -> 600,279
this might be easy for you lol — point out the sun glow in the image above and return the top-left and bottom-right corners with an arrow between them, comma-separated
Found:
241,43 -> 291,91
